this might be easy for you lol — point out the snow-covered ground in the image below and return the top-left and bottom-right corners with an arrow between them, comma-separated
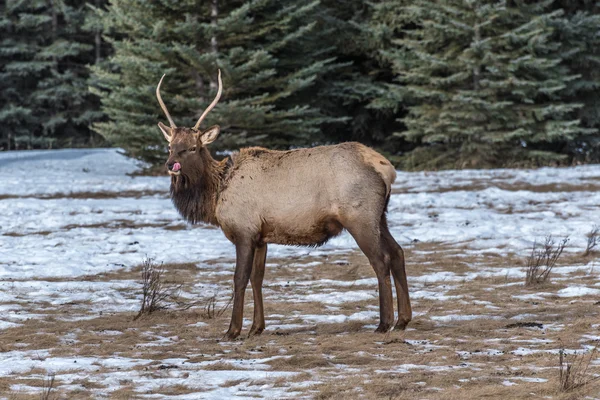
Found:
2,148 -> 599,278
1,148 -> 599,398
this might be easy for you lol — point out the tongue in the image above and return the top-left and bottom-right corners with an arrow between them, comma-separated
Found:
172,162 -> 181,172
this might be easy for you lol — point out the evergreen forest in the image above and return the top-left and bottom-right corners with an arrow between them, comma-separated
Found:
2,0 -> 600,169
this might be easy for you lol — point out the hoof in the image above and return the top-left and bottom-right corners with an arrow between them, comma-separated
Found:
375,323 -> 392,333
394,319 -> 411,331
223,329 -> 241,341
248,325 -> 264,337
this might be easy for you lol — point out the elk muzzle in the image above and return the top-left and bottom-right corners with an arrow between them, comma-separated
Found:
166,161 -> 182,175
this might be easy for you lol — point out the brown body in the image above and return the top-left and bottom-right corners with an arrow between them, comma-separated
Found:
156,71 -> 412,339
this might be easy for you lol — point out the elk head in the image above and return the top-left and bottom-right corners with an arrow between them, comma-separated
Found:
156,70 -> 223,177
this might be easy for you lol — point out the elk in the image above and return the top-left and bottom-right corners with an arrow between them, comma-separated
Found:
156,70 -> 411,339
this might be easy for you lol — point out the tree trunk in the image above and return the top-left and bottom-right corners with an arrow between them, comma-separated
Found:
49,0 -> 58,71
210,0 -> 218,90
211,0 -> 218,54
473,24 -> 481,91
95,0 -> 102,63
192,70 -> 206,104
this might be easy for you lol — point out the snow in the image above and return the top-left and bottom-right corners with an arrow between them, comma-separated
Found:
303,291 -> 377,305
300,311 -> 379,325
0,320 -> 21,330
0,148 -> 165,196
376,363 -> 474,374
0,350 -> 152,376
2,148 -> 600,397
0,280 -> 140,318
557,286 -> 600,297
3,149 -> 600,280
386,187 -> 600,253
430,314 -> 503,323
411,290 -> 460,301
457,349 -> 504,358
501,377 -> 548,386
393,164 -> 600,193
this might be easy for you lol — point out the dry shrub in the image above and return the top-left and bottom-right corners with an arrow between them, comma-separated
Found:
525,235 -> 568,286
134,258 -> 181,320
132,256 -> 233,321
40,374 -> 55,400
583,225 -> 599,257
169,289 -> 232,319
201,293 -> 233,319
558,346 -> 600,392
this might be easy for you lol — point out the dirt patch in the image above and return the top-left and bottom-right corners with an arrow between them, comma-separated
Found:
2,231 -> 53,237
393,181 -> 600,195
0,190 -> 167,201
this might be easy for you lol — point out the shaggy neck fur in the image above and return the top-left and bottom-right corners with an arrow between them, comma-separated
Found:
170,148 -> 228,226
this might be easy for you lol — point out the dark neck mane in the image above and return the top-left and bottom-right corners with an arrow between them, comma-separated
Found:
169,149 -> 228,226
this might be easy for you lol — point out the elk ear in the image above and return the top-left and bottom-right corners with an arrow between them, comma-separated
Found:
200,125 -> 220,146
158,122 -> 172,142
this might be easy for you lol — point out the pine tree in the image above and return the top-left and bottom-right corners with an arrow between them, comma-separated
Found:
91,0 -> 341,164
313,0 -> 400,151
547,1 -> 600,162
370,0 -> 595,169
0,0 -> 103,150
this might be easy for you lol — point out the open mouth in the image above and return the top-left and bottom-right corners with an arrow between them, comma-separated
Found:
168,162 -> 182,175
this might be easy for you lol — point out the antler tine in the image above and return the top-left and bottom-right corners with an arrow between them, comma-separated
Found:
193,69 -> 222,130
156,74 -> 177,128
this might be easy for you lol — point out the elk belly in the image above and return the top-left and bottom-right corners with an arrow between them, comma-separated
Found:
261,216 -> 344,247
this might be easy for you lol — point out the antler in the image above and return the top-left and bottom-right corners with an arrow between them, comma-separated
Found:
156,74 -> 177,128
193,69 -> 222,130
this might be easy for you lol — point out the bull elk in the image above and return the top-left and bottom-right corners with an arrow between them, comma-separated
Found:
156,70 -> 412,339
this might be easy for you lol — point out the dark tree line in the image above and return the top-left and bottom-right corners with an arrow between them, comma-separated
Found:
1,0 -> 599,169
0,0 -> 106,149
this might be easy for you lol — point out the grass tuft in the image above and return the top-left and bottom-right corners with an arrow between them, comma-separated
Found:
39,374 -> 55,400
201,293 -> 233,320
583,225 -> 599,257
558,345 -> 599,392
525,235 -> 568,286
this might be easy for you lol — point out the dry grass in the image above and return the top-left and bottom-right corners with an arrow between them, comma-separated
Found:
1,241 -> 599,398
4,167 -> 600,398
0,190 -> 167,201
3,221 -> 190,237
393,181 -> 600,195
2,231 -> 53,237
199,292 -> 233,319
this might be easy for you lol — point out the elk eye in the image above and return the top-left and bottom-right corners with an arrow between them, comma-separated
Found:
189,146 -> 197,152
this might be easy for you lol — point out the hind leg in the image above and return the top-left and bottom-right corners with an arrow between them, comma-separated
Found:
345,223 -> 394,333
381,219 -> 412,330
248,244 -> 267,337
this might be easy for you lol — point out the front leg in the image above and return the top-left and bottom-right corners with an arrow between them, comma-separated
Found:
224,239 -> 255,340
